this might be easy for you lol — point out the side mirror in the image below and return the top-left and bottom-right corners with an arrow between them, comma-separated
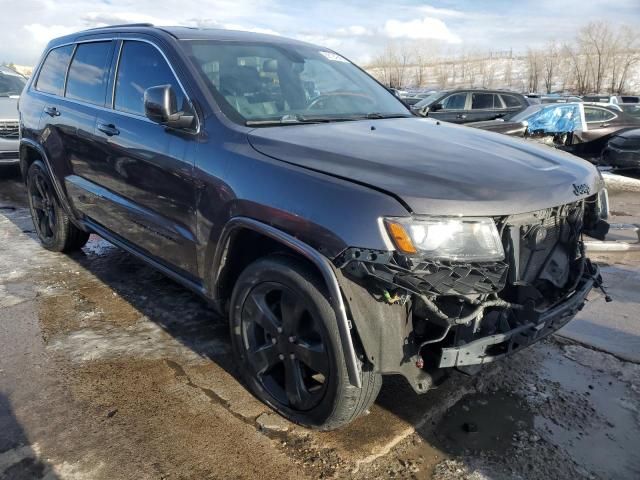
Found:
144,85 -> 194,129
430,103 -> 443,112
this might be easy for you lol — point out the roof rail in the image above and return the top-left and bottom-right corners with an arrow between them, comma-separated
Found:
84,23 -> 155,31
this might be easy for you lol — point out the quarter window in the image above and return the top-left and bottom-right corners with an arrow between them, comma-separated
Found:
35,45 -> 74,96
114,41 -> 184,116
65,42 -> 112,105
584,107 -> 616,123
441,93 -> 467,110
471,93 -> 496,109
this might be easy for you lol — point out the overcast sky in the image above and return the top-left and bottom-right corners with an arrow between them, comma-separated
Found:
1,0 -> 639,66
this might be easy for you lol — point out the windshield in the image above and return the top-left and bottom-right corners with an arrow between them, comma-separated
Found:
0,71 -> 26,96
182,41 -> 410,124
413,92 -> 444,109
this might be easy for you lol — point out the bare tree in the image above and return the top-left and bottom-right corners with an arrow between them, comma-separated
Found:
579,22 -> 615,93
526,48 -> 542,92
542,41 -> 559,93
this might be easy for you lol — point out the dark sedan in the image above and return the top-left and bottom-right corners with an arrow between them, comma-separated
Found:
468,103 -> 640,162
602,129 -> 640,170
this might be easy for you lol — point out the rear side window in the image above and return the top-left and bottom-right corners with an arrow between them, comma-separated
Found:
65,42 -> 112,105
441,93 -> 466,110
35,45 -> 74,96
471,93 -> 496,109
501,94 -> 522,108
114,41 -> 184,116
584,107 -> 616,123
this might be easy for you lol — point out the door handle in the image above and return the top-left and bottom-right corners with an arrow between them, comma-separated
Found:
600,122 -> 610,128
44,106 -> 60,117
97,123 -> 120,136
456,114 -> 467,119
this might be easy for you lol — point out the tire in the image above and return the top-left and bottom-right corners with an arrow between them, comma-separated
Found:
230,255 -> 381,430
26,160 -> 90,252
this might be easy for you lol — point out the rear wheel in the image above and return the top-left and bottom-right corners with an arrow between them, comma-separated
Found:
230,255 -> 381,430
26,160 -> 89,252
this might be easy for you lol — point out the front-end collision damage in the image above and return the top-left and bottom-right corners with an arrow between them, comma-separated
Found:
333,195 -> 609,394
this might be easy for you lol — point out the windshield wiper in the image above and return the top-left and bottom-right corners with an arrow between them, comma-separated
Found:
362,113 -> 412,119
246,114 -> 350,126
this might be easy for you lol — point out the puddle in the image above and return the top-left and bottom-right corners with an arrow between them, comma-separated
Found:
433,391 -> 533,455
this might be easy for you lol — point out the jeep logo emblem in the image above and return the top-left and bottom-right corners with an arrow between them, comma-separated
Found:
572,183 -> 590,196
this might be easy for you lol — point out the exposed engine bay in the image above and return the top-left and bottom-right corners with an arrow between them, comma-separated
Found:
335,194 -> 610,392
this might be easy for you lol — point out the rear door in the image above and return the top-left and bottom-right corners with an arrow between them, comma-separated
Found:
85,39 -> 199,277
31,45 -> 77,184
427,92 -> 469,123
465,92 -> 502,122
581,106 -> 619,142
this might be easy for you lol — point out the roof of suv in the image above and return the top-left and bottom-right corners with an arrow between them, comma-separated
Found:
52,23 -> 314,48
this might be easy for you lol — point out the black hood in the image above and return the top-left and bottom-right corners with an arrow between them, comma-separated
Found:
248,117 -> 601,216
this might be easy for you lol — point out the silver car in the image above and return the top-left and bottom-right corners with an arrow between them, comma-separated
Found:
0,66 -> 26,166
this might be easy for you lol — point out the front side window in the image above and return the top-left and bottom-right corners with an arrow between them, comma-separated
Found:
65,42 -> 112,105
115,41 -> 185,116
471,93 -> 496,109
441,93 -> 467,110
35,45 -> 74,96
584,107 -> 616,123
182,41 -> 409,124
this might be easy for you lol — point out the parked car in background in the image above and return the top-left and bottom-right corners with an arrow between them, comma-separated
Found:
602,128 -> 640,171
19,25 -> 609,430
412,89 -> 531,123
401,91 -> 437,106
620,103 -> 640,119
0,65 -> 26,168
581,94 -> 623,105
469,102 -> 640,162
540,95 -> 583,104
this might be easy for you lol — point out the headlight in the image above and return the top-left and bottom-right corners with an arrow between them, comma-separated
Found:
384,217 -> 505,261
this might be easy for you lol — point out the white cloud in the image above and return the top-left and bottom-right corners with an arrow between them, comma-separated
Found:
418,5 -> 466,18
383,17 -> 461,43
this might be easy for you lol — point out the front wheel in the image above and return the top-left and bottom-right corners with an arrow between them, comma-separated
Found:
26,160 -> 89,252
230,255 -> 381,430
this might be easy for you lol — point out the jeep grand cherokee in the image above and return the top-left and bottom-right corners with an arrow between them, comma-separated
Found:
18,24 -> 609,430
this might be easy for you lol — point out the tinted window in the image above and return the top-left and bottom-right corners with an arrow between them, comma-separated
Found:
621,96 -> 639,103
441,93 -> 466,110
584,107 -> 616,123
115,41 -> 184,116
501,94 -> 521,108
36,45 -> 74,96
65,42 -> 112,105
471,93 -> 495,109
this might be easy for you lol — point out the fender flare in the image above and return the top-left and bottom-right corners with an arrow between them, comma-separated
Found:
19,138 -> 84,228
212,217 -> 362,388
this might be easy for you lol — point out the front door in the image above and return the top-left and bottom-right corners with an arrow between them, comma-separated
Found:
87,40 -> 199,277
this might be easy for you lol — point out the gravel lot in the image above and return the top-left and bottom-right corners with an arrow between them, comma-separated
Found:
1,165 -> 639,480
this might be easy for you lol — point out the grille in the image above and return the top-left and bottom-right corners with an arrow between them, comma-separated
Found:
518,218 -> 563,283
504,202 -> 582,285
0,121 -> 19,139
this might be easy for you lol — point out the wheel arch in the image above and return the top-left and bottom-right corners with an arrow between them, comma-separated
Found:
19,139 -> 85,229
211,217 -> 362,388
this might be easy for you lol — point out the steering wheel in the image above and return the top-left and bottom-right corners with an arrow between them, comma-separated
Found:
306,92 -> 375,111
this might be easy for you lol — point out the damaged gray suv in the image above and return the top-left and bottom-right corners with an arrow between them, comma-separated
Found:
19,25 -> 610,429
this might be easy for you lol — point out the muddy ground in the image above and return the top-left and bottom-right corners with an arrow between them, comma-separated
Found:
1,165 -> 639,480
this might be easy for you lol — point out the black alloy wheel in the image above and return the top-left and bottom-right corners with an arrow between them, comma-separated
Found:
28,168 -> 57,244
241,281 -> 330,411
